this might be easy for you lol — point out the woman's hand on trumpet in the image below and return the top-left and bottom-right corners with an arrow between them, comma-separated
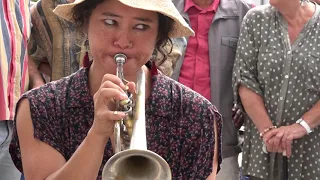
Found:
90,73 -> 135,139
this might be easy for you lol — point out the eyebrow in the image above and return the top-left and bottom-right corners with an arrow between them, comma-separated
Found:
102,12 -> 154,23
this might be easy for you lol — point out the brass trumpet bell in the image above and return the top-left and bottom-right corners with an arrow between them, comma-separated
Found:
102,149 -> 171,180
102,53 -> 172,180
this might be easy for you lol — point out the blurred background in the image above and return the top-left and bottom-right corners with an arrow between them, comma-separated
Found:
253,0 -> 269,5
29,0 -> 270,6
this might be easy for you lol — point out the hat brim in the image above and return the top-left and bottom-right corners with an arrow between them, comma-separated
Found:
53,0 -> 194,38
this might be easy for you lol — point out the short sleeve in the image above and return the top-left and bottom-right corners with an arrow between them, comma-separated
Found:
9,88 -> 66,173
232,12 -> 263,109
179,92 -> 222,179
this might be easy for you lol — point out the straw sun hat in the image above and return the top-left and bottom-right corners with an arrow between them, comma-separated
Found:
53,0 -> 194,38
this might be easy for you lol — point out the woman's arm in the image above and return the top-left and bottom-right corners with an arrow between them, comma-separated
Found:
232,10 -> 274,134
28,56 -> 46,89
18,73 -> 131,180
206,120 -> 219,180
301,100 -> 320,129
17,99 -> 108,180
238,85 -> 273,133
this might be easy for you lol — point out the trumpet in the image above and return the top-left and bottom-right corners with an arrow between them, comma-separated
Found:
102,53 -> 171,180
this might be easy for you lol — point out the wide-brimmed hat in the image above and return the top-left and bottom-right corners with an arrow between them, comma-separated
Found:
53,0 -> 194,38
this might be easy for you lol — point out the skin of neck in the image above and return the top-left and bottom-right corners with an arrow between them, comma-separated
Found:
192,0 -> 214,8
278,1 -> 315,26
88,62 -> 106,96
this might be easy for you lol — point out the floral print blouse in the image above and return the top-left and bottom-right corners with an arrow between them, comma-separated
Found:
10,65 -> 222,180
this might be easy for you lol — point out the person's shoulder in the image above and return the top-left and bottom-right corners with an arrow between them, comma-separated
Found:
30,0 -> 61,19
23,77 -> 66,103
152,75 -> 221,121
155,75 -> 214,106
242,4 -> 275,23
246,4 -> 274,17
152,74 -> 177,90
152,74 -> 188,99
235,0 -> 254,9
23,69 -> 85,105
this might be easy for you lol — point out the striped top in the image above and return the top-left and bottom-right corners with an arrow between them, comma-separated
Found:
28,0 -> 86,81
0,0 -> 30,120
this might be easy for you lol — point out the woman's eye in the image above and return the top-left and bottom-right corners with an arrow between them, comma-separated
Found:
135,24 -> 149,30
104,19 -> 116,25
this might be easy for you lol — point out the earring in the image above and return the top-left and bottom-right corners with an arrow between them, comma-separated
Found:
83,38 -> 90,67
128,42 -> 133,48
85,38 -> 89,51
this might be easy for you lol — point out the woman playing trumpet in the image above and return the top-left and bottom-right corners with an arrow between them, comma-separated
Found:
9,0 -> 222,179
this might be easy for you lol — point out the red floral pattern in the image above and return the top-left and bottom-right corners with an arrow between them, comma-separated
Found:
10,66 -> 222,179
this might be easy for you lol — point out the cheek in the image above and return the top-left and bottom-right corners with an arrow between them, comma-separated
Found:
88,31 -> 112,56
136,34 -> 157,56
136,44 -> 155,61
88,20 -> 111,47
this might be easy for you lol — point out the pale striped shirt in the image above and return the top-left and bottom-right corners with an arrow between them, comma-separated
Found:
0,0 -> 30,120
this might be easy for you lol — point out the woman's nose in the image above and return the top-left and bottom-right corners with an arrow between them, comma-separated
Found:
113,30 -> 133,49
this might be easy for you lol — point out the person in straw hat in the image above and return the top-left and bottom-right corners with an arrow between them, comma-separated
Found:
9,0 -> 222,179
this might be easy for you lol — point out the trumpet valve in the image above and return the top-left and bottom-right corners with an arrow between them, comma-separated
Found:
120,99 -> 131,106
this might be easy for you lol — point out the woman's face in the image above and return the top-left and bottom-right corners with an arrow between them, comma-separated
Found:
87,0 -> 159,76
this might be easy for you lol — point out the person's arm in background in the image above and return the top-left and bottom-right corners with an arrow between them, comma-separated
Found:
238,86 -> 274,133
28,3 -> 52,89
232,11 -> 274,138
28,55 -> 46,89
232,0 -> 256,130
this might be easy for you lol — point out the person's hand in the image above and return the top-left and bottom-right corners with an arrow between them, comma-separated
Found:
90,74 -> 135,139
262,128 -> 284,154
232,103 -> 244,129
263,124 -> 308,157
38,62 -> 52,77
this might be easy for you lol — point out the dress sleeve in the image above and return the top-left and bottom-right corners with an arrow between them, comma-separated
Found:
9,88 -> 66,173
232,12 -> 263,109
178,92 -> 222,180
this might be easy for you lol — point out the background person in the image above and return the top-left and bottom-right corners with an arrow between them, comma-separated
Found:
233,0 -> 320,179
171,0 -> 253,179
0,0 -> 31,179
28,0 -> 86,89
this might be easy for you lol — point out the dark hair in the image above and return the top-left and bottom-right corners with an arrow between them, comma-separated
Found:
72,0 -> 174,66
